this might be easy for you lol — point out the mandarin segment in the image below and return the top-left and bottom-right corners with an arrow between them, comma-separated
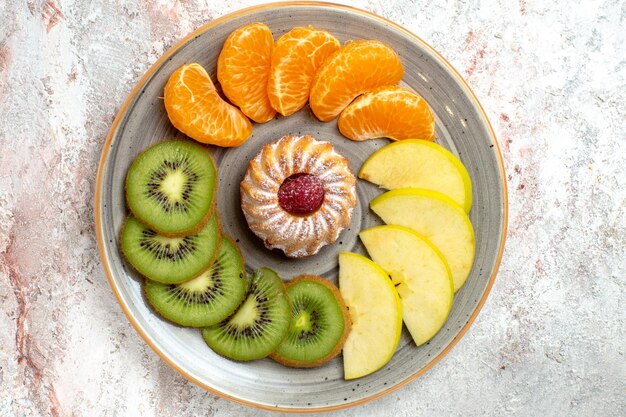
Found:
164,63 -> 252,147
217,23 -> 276,123
309,40 -> 404,121
267,26 -> 340,116
338,85 -> 436,141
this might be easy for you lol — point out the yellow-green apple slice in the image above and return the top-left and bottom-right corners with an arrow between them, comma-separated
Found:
338,252 -> 402,379
370,189 -> 475,292
360,225 -> 453,346
359,140 -> 472,212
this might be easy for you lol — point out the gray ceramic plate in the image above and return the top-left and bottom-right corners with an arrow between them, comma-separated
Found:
95,2 -> 507,412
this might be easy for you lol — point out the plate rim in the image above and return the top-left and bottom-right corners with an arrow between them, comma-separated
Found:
94,1 -> 509,413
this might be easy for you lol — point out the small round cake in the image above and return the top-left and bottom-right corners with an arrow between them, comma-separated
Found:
241,135 -> 357,257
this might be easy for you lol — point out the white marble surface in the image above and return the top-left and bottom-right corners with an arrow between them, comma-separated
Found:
1,0 -> 625,416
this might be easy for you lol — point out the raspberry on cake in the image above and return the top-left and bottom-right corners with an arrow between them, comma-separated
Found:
240,134 -> 357,258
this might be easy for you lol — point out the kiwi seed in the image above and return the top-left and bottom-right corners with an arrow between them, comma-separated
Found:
120,211 -> 221,284
270,275 -> 351,368
144,235 -> 246,327
202,268 -> 291,361
126,139 -> 217,236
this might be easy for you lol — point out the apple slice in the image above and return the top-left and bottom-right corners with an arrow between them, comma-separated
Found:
359,140 -> 472,212
370,189 -> 475,292
338,252 -> 402,379
360,225 -> 453,346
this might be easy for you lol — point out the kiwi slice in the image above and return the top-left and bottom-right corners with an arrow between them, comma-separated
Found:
202,268 -> 291,361
120,211 -> 220,284
126,139 -> 217,236
270,275 -> 351,368
144,236 -> 246,327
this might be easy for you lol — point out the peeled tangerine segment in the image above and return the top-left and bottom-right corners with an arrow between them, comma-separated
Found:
268,26 -> 340,116
360,225 -> 453,346
164,63 -> 252,147
359,139 -> 472,212
217,23 -> 276,123
338,85 -> 436,142
309,40 -> 404,121
370,189 -> 475,292
339,252 -> 402,379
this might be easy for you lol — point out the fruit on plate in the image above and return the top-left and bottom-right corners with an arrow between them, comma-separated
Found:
217,23 -> 276,123
120,212 -> 221,284
202,268 -> 291,361
338,252 -> 402,379
337,85 -> 436,142
359,140 -> 472,212
309,40 -> 404,121
270,275 -> 350,368
359,225 -> 453,346
267,26 -> 340,116
144,236 -> 246,327
370,189 -> 475,292
164,63 -> 252,147
125,139 -> 217,236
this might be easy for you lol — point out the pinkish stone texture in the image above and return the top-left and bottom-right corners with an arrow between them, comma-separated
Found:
0,0 -> 624,416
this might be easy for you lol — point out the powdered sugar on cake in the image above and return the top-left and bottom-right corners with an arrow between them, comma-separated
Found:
240,134 -> 357,258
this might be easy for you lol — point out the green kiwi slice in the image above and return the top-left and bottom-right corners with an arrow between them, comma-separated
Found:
270,275 -> 351,368
202,268 -> 291,361
144,236 -> 246,327
120,211 -> 220,284
126,139 -> 217,236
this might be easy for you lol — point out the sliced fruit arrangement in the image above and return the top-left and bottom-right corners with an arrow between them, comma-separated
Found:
121,139 -> 354,369
144,236 -> 246,327
217,23 -> 276,123
116,22 -> 482,382
338,85 -> 436,142
164,24 -> 438,147
267,26 -> 340,116
121,140 -> 244,333
371,189 -> 475,292
270,275 -> 350,368
202,268 -> 292,361
338,252 -> 402,379
125,139 -> 217,236
310,40 -> 404,121
346,137 -> 476,353
360,226 -> 453,346
359,140 -> 472,212
164,63 -> 252,147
